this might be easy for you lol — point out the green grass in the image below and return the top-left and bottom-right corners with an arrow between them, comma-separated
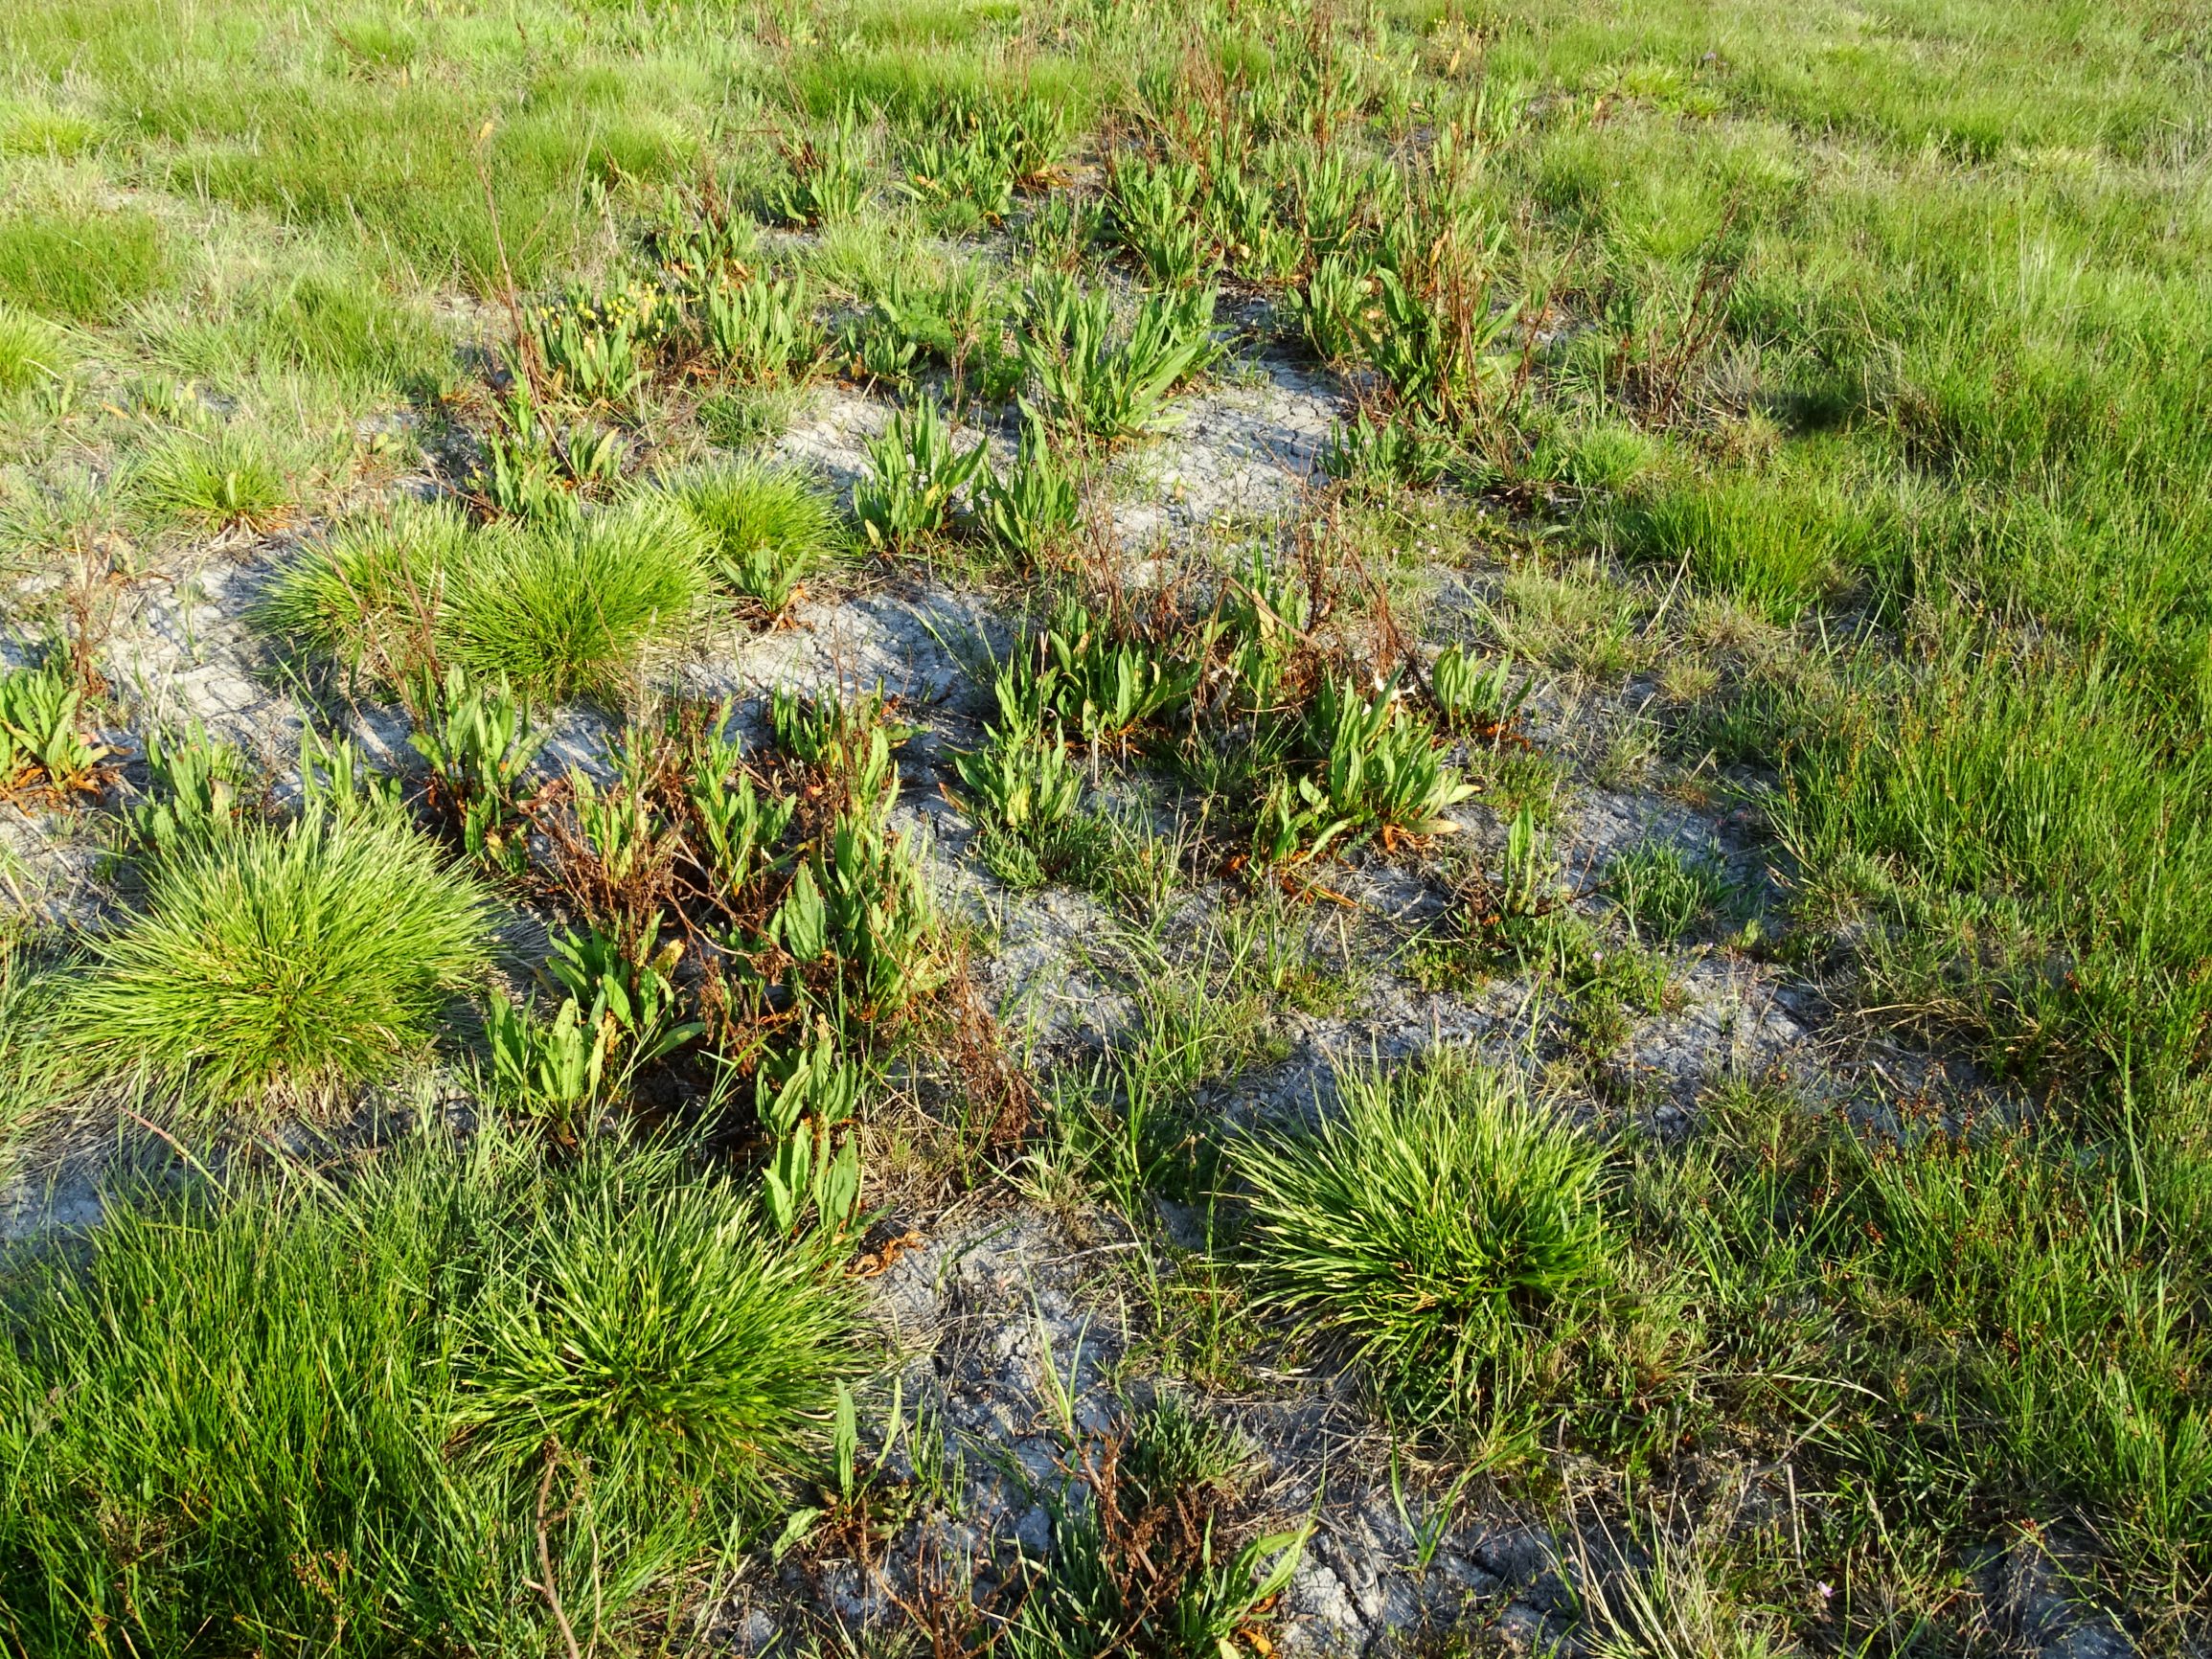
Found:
453,1145 -> 857,1508
61,811 -> 491,1110
440,497 -> 713,701
0,303 -> 66,397
133,424 -> 294,533
0,1129 -> 859,1657
265,497 -> 714,701
0,202 -> 170,323
1603,840 -> 1730,945
1615,1082 -> 2212,1625
258,496 -> 471,678
667,462 -> 840,615
6,0 -> 2212,1641
1230,1054 -> 1611,1425
245,266 -> 450,389
1775,637 -> 2212,1083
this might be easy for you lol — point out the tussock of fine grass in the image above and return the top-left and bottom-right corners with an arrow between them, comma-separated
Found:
455,1147 -> 856,1507
262,495 -> 714,701
257,496 -> 468,677
441,497 -> 713,701
133,424 -> 294,533
668,462 -> 840,614
61,811 -> 491,1110
1231,1055 -> 1611,1424
0,1130 -> 860,1657
0,303 -> 66,398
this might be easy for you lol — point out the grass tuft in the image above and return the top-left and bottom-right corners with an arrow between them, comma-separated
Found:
62,811 -> 490,1109
257,496 -> 469,679
135,425 -> 293,533
440,497 -> 713,702
0,1130 -> 859,1655
0,303 -> 67,398
456,1148 -> 855,1507
667,463 -> 839,615
1231,1055 -> 1611,1422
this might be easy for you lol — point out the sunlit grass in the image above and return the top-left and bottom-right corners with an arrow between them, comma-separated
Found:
62,812 -> 491,1110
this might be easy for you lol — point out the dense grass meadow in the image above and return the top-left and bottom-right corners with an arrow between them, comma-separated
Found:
1,0 -> 2209,1651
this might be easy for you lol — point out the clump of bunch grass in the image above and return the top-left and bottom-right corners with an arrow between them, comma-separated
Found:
134,424 -> 293,533
1604,839 -> 1730,943
0,302 -> 66,398
1231,1055 -> 1611,1422
262,496 -> 713,702
668,462 -> 839,614
0,1130 -> 860,1657
454,1140 -> 855,1507
441,497 -> 712,700
62,810 -> 490,1109
256,496 -> 468,678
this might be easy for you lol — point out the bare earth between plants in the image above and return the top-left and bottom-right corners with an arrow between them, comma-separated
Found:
0,1 -> 2207,1654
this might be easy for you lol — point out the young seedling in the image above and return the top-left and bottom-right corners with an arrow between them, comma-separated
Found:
406,666 -> 547,875
755,1026 -> 868,1238
1300,674 -> 1476,842
1107,152 -> 1217,287
854,398 -> 989,551
127,724 -> 253,857
0,659 -> 105,794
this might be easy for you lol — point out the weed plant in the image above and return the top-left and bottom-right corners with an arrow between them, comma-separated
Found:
1010,1398 -> 1305,1659
838,261 -> 1019,403
854,398 -> 987,551
0,660 -> 103,793
1019,279 -> 1218,445
975,414 -> 1082,564
700,269 -> 823,383
125,723 -> 255,856
770,100 -> 874,226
